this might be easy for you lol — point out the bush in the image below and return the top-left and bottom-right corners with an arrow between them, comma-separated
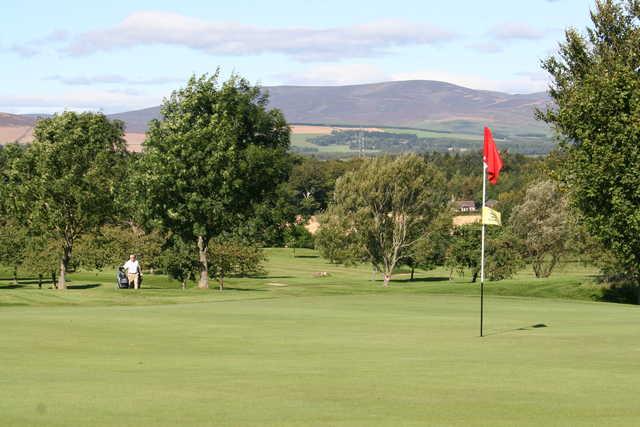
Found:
209,240 -> 266,290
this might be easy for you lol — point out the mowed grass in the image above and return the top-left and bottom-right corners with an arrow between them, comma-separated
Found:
0,249 -> 605,307
290,133 -> 357,154
383,127 -> 480,141
1,249 -> 638,426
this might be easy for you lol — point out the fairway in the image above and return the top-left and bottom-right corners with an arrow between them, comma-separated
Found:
1,254 -> 639,426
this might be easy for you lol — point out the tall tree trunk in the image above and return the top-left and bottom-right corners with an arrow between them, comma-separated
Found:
57,242 -> 71,290
533,262 -> 541,278
541,255 -> 559,278
219,273 -> 224,292
197,235 -> 209,289
410,266 -> 415,281
471,270 -> 478,283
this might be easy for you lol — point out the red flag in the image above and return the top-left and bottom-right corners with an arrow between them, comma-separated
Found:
483,127 -> 503,185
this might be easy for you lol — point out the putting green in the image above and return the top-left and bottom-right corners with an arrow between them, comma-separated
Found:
1,293 -> 638,426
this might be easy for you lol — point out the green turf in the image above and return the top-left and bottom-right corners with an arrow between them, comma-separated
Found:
289,133 -> 379,155
289,133 -> 322,148
1,249 -> 637,426
382,127 -> 480,140
0,249 -> 606,307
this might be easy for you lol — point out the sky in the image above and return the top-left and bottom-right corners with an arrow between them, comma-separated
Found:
1,0 -> 596,114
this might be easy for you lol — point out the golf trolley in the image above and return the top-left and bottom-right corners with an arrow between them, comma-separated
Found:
116,267 -> 130,289
116,266 -> 143,290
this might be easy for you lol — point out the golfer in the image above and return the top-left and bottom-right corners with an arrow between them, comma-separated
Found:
123,254 -> 142,290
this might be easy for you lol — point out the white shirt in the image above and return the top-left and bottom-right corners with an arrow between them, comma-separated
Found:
123,260 -> 140,274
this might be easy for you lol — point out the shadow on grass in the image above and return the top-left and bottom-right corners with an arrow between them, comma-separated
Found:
219,287 -> 267,292
599,283 -> 639,305
67,284 -> 101,290
291,255 -> 320,259
0,284 -> 25,289
392,277 -> 451,284
484,324 -> 548,337
253,275 -> 295,280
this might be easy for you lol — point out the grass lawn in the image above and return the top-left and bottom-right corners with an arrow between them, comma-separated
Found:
1,249 -> 638,426
383,127 -> 480,141
290,133 -> 379,156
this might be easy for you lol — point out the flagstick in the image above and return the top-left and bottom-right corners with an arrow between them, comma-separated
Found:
480,162 -> 487,337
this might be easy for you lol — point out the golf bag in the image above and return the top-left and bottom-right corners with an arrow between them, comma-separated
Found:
116,268 -> 129,289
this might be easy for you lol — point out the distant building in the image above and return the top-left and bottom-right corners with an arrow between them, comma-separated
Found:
485,199 -> 498,209
455,200 -> 476,212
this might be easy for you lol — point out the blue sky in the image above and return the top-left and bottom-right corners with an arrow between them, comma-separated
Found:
1,0 -> 595,114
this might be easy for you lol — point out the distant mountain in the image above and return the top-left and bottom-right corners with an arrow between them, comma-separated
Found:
108,106 -> 161,134
0,112 -> 38,127
265,80 -> 550,136
1,80 -> 552,146
0,113 -> 38,143
99,80 -> 550,135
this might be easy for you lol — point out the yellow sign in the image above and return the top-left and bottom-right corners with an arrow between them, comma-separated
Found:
482,207 -> 502,226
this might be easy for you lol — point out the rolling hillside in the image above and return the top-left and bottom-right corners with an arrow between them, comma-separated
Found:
104,80 -> 552,136
0,80 -> 553,153
267,80 -> 550,135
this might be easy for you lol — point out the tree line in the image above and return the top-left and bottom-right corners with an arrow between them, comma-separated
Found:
309,130 -> 555,155
1,1 -> 639,301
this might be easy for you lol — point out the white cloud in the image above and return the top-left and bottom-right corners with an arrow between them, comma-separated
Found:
8,30 -> 69,57
44,74 -> 180,86
60,11 -> 456,61
488,22 -> 546,41
273,64 -> 549,94
465,41 -> 503,54
272,64 -> 389,86
3,66 -> 550,114
391,70 -> 549,94
467,22 -> 549,54
0,89 -> 160,114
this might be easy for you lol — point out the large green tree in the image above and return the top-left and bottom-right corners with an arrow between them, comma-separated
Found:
74,225 -> 165,271
9,112 -> 127,289
0,219 -> 28,279
445,225 -> 521,282
321,154 -> 448,286
208,239 -> 266,291
158,235 -> 200,290
540,0 -> 640,299
510,180 -> 569,278
404,211 -> 453,280
140,72 -> 291,288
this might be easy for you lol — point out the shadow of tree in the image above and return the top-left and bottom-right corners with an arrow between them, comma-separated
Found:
392,277 -> 450,284
0,284 -> 25,289
67,284 -> 101,290
219,287 -> 267,292
599,283 -> 639,305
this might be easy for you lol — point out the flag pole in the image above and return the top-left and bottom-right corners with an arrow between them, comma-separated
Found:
480,162 -> 487,337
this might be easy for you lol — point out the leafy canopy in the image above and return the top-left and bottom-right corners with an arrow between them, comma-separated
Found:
321,154 -> 449,285
540,0 -> 640,277
139,71 -> 292,244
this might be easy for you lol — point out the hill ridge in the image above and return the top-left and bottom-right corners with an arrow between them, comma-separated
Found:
0,79 -> 551,145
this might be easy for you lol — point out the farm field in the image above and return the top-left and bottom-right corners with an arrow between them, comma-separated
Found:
287,125 -> 541,156
1,249 -> 638,426
289,127 -> 474,157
